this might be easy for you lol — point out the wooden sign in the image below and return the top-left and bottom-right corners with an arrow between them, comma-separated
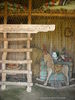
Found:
0,24 -> 55,33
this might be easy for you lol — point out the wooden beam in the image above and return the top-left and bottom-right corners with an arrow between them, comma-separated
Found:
0,11 -> 75,18
1,0 -> 8,90
0,24 -> 55,33
26,0 -> 32,92
28,0 -> 32,24
8,11 -> 28,16
0,48 -> 32,52
0,60 -> 32,64
31,12 -> 75,18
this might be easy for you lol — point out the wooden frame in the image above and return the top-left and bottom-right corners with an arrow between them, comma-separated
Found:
0,24 -> 55,92
1,0 -> 8,90
0,0 -> 75,18
0,0 -> 56,92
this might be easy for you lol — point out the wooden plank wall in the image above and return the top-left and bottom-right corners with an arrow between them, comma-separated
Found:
0,17 -> 75,75
31,17 -> 75,74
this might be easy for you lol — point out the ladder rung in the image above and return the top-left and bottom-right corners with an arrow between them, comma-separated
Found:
0,38 -> 32,41
0,82 -> 33,86
0,60 -> 32,64
0,70 -> 32,74
0,49 -> 32,52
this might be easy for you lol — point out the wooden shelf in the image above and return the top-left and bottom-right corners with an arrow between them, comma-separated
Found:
0,11 -> 75,18
31,12 -> 75,18
0,11 -> 28,17
8,11 -> 28,16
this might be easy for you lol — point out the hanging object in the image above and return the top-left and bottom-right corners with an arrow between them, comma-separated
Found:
64,27 -> 73,37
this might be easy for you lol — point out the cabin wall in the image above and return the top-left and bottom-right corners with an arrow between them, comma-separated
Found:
0,17 -> 75,76
31,17 -> 75,75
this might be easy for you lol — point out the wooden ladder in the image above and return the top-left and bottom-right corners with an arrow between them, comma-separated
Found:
0,0 -> 55,92
0,33 -> 33,92
0,24 -> 55,92
0,0 -> 33,92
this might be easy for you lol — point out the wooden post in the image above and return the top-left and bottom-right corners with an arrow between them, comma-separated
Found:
1,0 -> 8,90
26,0 -> 32,92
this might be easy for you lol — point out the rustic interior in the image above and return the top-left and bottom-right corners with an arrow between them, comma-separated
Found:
0,0 -> 75,91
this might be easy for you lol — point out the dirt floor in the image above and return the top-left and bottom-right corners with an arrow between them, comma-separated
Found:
0,85 -> 75,100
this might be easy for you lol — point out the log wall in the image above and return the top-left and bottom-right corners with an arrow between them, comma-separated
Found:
31,17 -> 75,74
0,17 -> 75,75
